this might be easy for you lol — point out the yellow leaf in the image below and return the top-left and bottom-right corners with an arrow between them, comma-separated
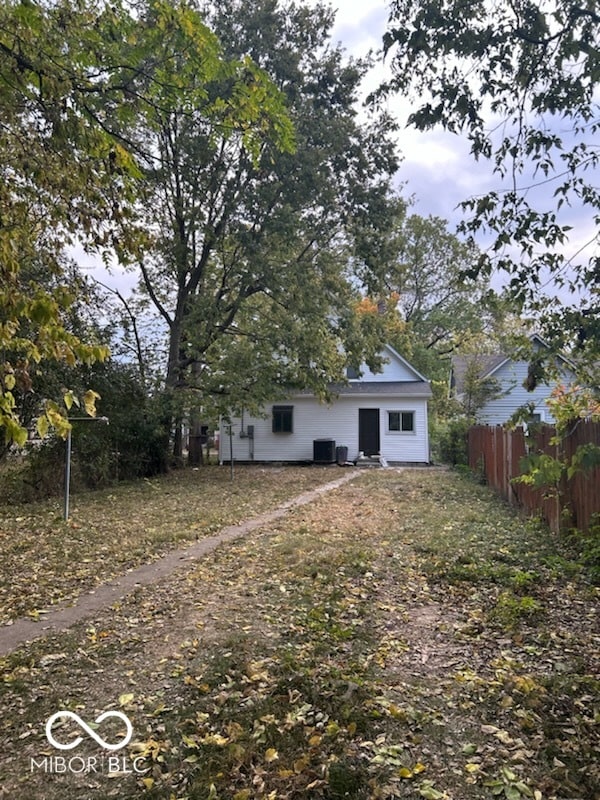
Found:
36,415 -> 49,439
119,693 -> 134,706
294,756 -> 309,773
247,660 -> 270,681
513,675 -> 542,694
389,704 -> 406,719
399,767 -> 413,779
182,734 -> 199,749
233,791 -> 251,800
4,373 -> 15,390
495,729 -> 514,745
142,777 -> 154,789
308,734 -> 322,747
347,722 -> 357,736
265,747 -> 278,763
413,762 -> 427,775
465,763 -> 480,773
278,769 -> 294,778
201,733 -> 229,746
83,389 -> 100,417
226,722 -> 243,740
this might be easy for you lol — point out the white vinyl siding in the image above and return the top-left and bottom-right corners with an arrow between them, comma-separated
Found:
219,345 -> 431,464
359,350 -> 423,382
477,361 -> 575,426
221,395 -> 429,464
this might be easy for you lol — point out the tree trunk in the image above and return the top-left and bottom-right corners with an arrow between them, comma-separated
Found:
188,418 -> 205,467
172,418 -> 184,467
165,311 -> 186,464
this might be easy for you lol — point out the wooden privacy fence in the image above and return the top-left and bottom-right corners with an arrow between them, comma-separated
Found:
468,422 -> 600,533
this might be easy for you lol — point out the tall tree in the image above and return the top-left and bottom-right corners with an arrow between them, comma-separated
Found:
0,0 -> 292,448
119,0 -> 400,458
384,213 -> 488,356
0,0 -> 121,444
359,201 -> 497,407
379,0 -> 600,374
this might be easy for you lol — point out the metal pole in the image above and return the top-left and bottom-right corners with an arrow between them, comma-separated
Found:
229,424 -> 234,481
64,428 -> 72,521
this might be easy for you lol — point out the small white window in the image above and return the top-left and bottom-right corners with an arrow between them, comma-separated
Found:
388,410 -> 415,433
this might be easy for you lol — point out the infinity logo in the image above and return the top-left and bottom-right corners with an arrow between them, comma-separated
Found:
45,711 -> 133,751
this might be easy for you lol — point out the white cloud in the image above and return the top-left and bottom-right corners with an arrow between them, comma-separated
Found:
329,3 -> 388,53
303,0 -> 487,222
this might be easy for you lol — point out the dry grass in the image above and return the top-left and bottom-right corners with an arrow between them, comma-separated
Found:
0,469 -> 598,800
0,465 -> 337,622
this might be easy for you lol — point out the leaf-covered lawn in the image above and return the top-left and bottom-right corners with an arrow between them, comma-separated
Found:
0,469 -> 598,800
0,465 -> 337,623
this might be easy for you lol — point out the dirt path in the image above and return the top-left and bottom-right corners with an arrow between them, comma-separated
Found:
0,470 -> 360,656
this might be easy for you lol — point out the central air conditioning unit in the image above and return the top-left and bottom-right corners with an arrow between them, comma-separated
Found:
313,438 -> 336,463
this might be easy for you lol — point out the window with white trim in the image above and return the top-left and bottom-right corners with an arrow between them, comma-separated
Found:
388,410 -> 415,433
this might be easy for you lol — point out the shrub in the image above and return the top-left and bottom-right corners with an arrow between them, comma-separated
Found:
436,417 -> 471,466
0,365 -> 168,503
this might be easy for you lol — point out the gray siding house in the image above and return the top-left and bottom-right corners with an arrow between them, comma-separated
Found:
450,335 -> 576,425
219,345 -> 432,464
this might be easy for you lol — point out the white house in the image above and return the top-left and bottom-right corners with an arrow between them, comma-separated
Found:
450,334 -> 576,425
219,345 -> 432,464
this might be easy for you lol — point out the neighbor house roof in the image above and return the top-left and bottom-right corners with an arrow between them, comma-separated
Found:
450,334 -> 576,396
450,354 -> 506,396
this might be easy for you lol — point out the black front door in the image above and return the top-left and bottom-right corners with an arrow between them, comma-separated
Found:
359,408 -> 380,456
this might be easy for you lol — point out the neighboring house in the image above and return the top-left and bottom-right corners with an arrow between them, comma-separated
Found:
450,334 -> 576,425
219,344 -> 432,464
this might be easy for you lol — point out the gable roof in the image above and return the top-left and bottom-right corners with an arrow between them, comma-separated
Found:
450,354 -> 506,395
382,343 -> 430,383
451,334 -> 576,396
290,345 -> 432,399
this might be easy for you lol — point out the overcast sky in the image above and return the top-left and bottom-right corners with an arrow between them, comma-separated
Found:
316,0 -> 597,302
319,0 -> 487,223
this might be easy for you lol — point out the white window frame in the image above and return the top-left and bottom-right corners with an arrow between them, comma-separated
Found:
387,409 -> 416,434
